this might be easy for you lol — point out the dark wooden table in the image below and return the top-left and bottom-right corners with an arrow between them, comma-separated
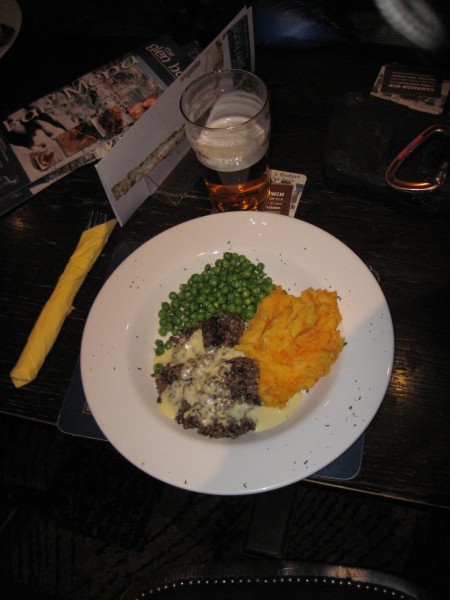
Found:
1,5 -> 450,512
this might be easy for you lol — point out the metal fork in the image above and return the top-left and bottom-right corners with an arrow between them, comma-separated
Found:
85,209 -> 108,230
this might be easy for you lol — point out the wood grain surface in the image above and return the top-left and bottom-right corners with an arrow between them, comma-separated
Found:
1,12 -> 449,511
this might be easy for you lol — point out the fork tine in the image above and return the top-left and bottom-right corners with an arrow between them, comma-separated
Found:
85,209 -> 94,230
85,210 -> 108,230
95,212 -> 107,227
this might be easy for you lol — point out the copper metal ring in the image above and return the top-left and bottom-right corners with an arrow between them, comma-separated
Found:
385,123 -> 450,192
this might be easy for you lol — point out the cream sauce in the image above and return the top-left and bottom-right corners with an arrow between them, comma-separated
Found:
248,393 -> 302,432
155,329 -> 302,434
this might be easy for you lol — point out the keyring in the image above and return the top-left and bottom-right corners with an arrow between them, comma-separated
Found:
385,123 -> 450,192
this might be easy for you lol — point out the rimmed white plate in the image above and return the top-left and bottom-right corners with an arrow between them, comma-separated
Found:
0,0 -> 21,59
81,212 -> 394,495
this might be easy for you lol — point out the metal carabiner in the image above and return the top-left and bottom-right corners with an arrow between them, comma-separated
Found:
385,123 -> 450,192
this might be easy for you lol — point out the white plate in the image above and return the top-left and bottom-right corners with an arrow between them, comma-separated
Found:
0,0 -> 21,59
81,213 -> 394,495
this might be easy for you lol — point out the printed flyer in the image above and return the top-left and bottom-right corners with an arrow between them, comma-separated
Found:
96,7 -> 255,225
0,36 -> 200,216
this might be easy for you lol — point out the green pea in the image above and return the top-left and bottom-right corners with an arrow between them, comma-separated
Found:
244,307 -> 256,320
156,252 -> 276,339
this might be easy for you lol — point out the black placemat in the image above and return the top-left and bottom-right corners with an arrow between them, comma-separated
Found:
58,241 -> 365,482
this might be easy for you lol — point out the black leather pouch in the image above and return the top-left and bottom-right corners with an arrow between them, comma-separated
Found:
324,92 -> 450,215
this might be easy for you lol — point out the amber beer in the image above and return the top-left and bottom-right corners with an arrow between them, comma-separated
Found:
201,154 -> 270,212
180,70 -> 271,212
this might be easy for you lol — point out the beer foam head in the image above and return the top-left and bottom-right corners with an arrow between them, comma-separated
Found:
195,126 -> 267,171
206,91 -> 265,126
189,92 -> 270,172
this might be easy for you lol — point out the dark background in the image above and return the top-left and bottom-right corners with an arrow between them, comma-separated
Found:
1,1 -> 450,599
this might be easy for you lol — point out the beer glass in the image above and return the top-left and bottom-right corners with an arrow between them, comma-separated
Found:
180,70 -> 271,212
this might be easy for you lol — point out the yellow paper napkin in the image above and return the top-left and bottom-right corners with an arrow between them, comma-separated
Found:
10,218 -> 117,388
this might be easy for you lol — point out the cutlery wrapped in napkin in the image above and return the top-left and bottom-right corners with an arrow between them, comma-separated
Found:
10,218 -> 117,388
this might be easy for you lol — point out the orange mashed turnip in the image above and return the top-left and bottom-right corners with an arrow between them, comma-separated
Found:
236,286 -> 345,408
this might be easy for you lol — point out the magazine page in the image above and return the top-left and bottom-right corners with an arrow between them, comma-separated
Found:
0,37 -> 200,216
96,6 -> 255,226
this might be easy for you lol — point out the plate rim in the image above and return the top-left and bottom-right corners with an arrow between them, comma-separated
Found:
0,0 -> 22,60
81,212 -> 394,495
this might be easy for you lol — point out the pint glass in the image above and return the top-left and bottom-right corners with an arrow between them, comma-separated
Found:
180,70 -> 271,212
